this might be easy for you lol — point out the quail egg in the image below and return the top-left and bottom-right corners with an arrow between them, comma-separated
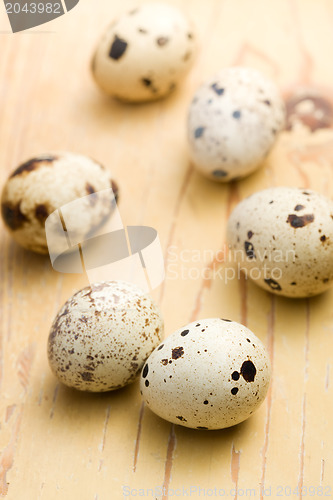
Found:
48,281 -> 164,392
1,152 -> 118,254
187,67 -> 285,181
227,187 -> 333,297
91,2 -> 198,102
140,318 -> 270,430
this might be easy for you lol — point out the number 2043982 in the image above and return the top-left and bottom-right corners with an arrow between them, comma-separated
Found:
276,485 -> 331,496
5,3 -> 62,14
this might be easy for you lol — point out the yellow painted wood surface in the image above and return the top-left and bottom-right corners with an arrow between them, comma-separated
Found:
1,0 -> 333,498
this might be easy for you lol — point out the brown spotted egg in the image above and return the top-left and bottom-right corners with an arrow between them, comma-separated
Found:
1,152 -> 118,254
227,187 -> 333,297
187,67 -> 285,181
48,281 -> 164,392
91,2 -> 198,102
140,318 -> 270,430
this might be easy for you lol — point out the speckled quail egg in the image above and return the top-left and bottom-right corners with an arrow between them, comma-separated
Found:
91,2 -> 198,102
140,318 -> 270,430
187,67 -> 286,181
48,281 -> 164,392
1,152 -> 118,254
227,187 -> 333,297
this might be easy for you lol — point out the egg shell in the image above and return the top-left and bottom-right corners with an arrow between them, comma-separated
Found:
48,281 -> 164,392
91,2 -> 198,102
227,187 -> 333,297
140,318 -> 270,430
187,67 -> 285,181
1,152 -> 118,254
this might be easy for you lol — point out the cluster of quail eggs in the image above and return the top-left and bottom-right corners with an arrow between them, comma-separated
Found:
1,1 -> 331,432
46,278 -> 271,429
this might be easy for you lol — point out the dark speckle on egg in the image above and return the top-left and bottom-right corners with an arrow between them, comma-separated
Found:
142,364 -> 149,378
240,360 -> 257,382
287,213 -> 314,228
212,170 -> 228,178
172,347 -> 184,359
211,83 -> 225,96
194,127 -> 205,138
244,241 -> 256,259
1,201 -> 29,231
264,278 -> 282,291
10,156 -> 57,177
109,35 -> 128,60
142,77 -> 152,87
157,37 -> 169,46
80,372 -> 94,382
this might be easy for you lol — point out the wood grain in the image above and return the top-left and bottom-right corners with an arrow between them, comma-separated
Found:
0,0 -> 333,498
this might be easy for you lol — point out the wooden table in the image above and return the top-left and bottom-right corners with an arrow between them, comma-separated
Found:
0,0 -> 333,498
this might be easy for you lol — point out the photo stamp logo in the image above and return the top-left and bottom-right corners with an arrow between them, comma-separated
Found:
165,245 -> 295,286
3,0 -> 80,33
45,187 -> 165,294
